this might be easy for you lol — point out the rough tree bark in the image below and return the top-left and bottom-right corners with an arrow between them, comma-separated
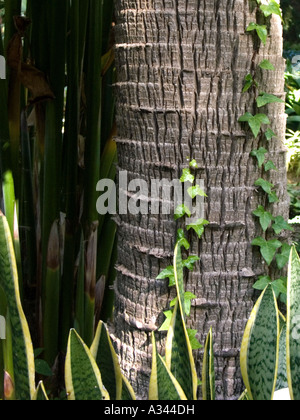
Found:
112,0 -> 289,400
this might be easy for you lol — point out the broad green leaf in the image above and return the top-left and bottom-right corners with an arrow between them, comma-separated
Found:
272,216 -> 293,235
174,204 -> 191,221
65,329 -> 110,401
180,168 -> 194,183
250,148 -> 268,168
259,60 -> 275,71
187,329 -> 202,350
189,160 -> 198,169
149,333 -> 187,401
171,292 -> 197,317
268,191 -> 279,204
239,113 -> 270,138
287,247 -> 300,401
257,93 -> 284,108
186,219 -> 209,239
157,266 -> 175,286
252,237 -> 282,266
252,205 -> 273,232
187,185 -> 207,199
159,310 -> 173,332
90,321 -> 123,400
255,178 -> 273,195
272,278 -> 287,299
35,359 -> 53,377
238,112 -> 253,122
240,285 -> 280,400
243,74 -> 254,93
265,128 -> 277,141
176,229 -> 190,250
165,301 -> 198,401
264,160 -> 277,172
247,23 -> 268,45
260,0 -> 282,19
202,328 -> 215,401
276,244 -> 292,270
248,116 -> 263,139
253,276 -> 271,291
0,212 -> 35,400
182,255 -> 200,271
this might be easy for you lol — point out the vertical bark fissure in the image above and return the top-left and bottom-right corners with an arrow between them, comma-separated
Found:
112,0 -> 288,400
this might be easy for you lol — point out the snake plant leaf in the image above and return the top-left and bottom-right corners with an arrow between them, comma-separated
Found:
165,301 -> 198,400
33,381 -> 49,401
173,241 -> 186,317
202,328 -> 215,401
276,324 -> 288,392
0,212 -> 35,400
90,321 -> 122,400
287,246 -> 300,401
65,329 -> 110,401
149,332 -> 187,401
240,285 -> 280,401
121,375 -> 136,401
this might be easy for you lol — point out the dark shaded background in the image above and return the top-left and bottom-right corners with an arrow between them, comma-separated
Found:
282,0 -> 300,49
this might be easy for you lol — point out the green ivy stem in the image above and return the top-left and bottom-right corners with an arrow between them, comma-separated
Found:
157,161 -> 209,350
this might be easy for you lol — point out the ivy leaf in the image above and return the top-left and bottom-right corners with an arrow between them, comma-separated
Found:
158,310 -> 173,331
272,216 -> 294,235
272,278 -> 287,299
256,92 -> 284,108
243,74 -> 254,93
265,128 -> 276,141
187,185 -> 207,199
189,159 -> 198,169
246,23 -> 268,45
268,191 -> 279,203
252,237 -> 282,266
254,178 -> 279,203
264,160 -> 277,172
176,228 -> 190,249
276,243 -> 292,270
156,265 -> 175,286
182,255 -> 200,271
174,204 -> 192,221
250,147 -> 268,168
253,275 -> 272,291
35,359 -> 53,377
238,113 -> 270,138
253,205 -> 274,232
254,178 -> 274,195
170,292 -> 197,317
260,0 -> 283,20
180,168 -> 194,183
187,329 -> 202,350
259,59 -> 275,71
186,219 -> 209,239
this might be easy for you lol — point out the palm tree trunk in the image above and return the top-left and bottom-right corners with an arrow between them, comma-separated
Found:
112,0 -> 288,400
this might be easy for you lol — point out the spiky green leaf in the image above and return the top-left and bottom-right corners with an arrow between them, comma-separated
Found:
240,285 -> 280,400
65,329 -> 110,401
287,247 -> 300,401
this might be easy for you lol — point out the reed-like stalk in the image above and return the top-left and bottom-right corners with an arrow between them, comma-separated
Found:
0,0 -> 117,396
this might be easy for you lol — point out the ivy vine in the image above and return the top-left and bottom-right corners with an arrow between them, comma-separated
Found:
240,0 -> 293,303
